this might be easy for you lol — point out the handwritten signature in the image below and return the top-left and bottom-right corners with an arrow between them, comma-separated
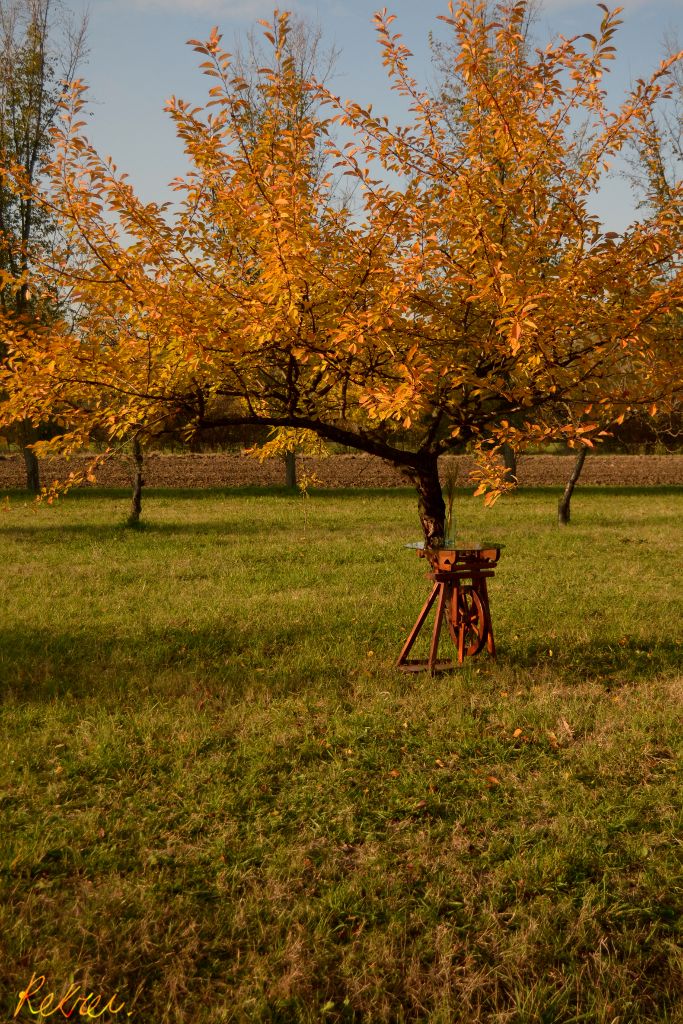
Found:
13,975 -> 131,1019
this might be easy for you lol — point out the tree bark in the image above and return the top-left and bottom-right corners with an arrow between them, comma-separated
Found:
129,437 -> 143,524
502,442 -> 517,484
414,458 -> 446,547
22,445 -> 40,492
558,446 -> 587,526
285,451 -> 296,489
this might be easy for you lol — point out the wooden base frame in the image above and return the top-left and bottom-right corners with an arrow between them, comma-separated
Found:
396,550 -> 499,675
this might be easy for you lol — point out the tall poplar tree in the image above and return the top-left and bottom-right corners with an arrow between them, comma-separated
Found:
0,0 -> 86,490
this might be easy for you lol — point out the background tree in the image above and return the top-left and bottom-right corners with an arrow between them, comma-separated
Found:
0,0 -> 86,491
2,2 -> 683,544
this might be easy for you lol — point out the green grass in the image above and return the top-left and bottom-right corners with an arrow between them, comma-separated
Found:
2,485 -> 683,1023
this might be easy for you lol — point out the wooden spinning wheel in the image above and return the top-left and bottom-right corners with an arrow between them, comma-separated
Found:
449,585 -> 487,660
396,545 -> 501,675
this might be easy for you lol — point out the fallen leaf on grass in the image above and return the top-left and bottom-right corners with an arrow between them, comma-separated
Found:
435,759 -> 445,768
487,776 -> 500,785
416,800 -> 427,808
513,728 -> 522,738
559,716 -> 574,739
389,770 -> 400,777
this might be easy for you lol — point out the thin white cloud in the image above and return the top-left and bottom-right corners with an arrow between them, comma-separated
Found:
120,0 -> 263,13
541,0 -> 662,9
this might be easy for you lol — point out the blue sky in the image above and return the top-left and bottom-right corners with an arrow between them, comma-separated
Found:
81,0 -> 683,231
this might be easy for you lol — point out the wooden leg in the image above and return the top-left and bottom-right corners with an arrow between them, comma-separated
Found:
479,577 -> 496,659
396,582 -> 440,667
447,586 -> 459,648
427,583 -> 449,675
457,587 -> 466,663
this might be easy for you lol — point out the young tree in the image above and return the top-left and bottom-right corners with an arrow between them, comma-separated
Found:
0,0 -> 86,490
2,3 -> 683,544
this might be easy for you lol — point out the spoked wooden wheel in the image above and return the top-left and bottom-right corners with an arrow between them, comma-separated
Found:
449,585 -> 487,660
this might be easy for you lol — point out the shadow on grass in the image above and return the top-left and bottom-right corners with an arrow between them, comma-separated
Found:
2,621 -> 682,705
515,485 -> 683,498
0,518 -> 285,540
2,485 -> 419,501
495,636 -> 683,679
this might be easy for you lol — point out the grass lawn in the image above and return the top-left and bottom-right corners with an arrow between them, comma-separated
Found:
3,484 -> 683,1023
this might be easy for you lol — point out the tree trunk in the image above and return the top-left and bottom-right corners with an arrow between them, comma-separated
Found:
18,418 -> 40,492
285,451 -> 296,489
414,459 -> 446,547
558,446 -> 587,526
22,445 -> 40,492
129,437 -> 143,524
502,442 -> 517,484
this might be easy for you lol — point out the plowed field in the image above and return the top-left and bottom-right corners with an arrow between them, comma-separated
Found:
2,451 -> 683,489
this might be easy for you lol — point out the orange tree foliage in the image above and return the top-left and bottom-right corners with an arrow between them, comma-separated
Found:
2,2 -> 683,542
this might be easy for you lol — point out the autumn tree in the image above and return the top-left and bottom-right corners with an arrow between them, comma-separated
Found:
2,2 -> 683,544
0,0 -> 86,490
